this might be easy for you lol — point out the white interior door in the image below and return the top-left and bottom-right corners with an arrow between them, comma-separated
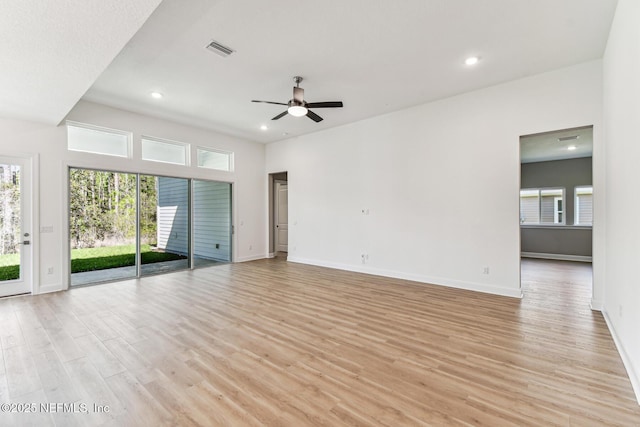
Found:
275,182 -> 288,252
0,156 -> 32,297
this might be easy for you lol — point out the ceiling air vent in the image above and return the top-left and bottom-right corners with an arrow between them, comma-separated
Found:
205,40 -> 235,57
558,135 -> 579,142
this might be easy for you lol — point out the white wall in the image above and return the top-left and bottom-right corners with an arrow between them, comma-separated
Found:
0,100 -> 265,294
266,61 -> 603,298
602,0 -> 640,402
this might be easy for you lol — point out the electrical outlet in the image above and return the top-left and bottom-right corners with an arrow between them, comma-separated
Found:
483,267 -> 490,275
47,267 -> 54,275
361,253 -> 369,264
249,245 -> 253,251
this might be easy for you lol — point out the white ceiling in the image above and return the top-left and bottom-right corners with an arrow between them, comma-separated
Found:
1,1 -> 618,143
0,0 -> 162,125
520,126 -> 593,163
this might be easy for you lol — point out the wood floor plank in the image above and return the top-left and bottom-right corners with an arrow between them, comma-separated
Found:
0,310 -> 26,350
63,356 -> 124,425
44,326 -> 84,364
0,258 -> 639,426
32,350 -> 82,404
73,334 -> 126,379
3,344 -> 42,399
104,371 -> 173,426
0,372 -> 10,403
5,389 -> 54,427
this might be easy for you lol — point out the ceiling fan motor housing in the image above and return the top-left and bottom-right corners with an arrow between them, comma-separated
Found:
293,86 -> 304,103
288,99 -> 306,108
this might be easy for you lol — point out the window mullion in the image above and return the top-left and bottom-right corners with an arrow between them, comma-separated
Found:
136,173 -> 141,278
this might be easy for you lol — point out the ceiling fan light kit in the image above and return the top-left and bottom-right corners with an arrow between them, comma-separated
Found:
287,104 -> 308,117
252,76 -> 343,123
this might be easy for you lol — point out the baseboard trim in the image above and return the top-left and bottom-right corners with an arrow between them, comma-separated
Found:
602,309 -> 640,405
267,252 -> 276,259
235,255 -> 266,263
36,283 -> 64,295
287,257 -> 522,299
590,298 -> 604,311
521,252 -> 592,263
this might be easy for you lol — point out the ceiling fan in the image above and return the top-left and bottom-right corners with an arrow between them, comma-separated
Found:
252,76 -> 343,122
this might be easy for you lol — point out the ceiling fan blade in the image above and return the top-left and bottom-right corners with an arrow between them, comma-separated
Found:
306,101 -> 343,109
271,111 -> 288,120
252,100 -> 287,106
306,110 -> 323,122
293,87 -> 304,103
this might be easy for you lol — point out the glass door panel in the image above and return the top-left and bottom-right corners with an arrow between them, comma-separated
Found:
69,168 -> 138,286
193,180 -> 232,267
140,175 -> 189,275
0,158 -> 31,296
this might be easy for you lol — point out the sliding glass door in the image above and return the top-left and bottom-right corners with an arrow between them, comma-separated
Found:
69,168 -> 231,286
140,175 -> 190,276
193,180 -> 232,267
69,169 -> 138,286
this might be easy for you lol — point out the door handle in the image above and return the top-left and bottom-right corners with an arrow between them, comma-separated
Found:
16,240 -> 30,245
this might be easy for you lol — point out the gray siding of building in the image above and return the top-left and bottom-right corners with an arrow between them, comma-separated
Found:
157,177 -> 189,255
157,178 -> 231,262
193,180 -> 231,262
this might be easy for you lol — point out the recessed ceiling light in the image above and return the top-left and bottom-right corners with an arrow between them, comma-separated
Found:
568,145 -> 577,151
150,92 -> 163,99
260,125 -> 268,131
465,56 -> 480,66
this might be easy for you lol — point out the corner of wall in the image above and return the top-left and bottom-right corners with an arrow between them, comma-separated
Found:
235,255 -> 266,263
602,309 -> 640,405
36,283 -> 65,295
590,298 -> 604,311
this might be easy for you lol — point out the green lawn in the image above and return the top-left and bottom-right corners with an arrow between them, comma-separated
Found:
0,253 -> 20,281
0,244 -> 186,280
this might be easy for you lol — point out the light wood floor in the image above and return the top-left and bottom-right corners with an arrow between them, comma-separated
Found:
1,258 -> 639,426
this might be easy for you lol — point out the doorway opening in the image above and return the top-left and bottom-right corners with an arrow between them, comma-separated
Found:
519,125 -> 593,303
268,172 -> 288,259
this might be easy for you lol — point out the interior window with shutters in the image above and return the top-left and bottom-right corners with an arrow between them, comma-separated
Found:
520,188 -> 565,225
575,186 -> 593,225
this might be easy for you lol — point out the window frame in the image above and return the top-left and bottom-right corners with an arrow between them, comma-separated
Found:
519,187 -> 566,226
66,120 -> 132,158
141,135 -> 190,166
574,185 -> 593,226
196,147 -> 234,172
